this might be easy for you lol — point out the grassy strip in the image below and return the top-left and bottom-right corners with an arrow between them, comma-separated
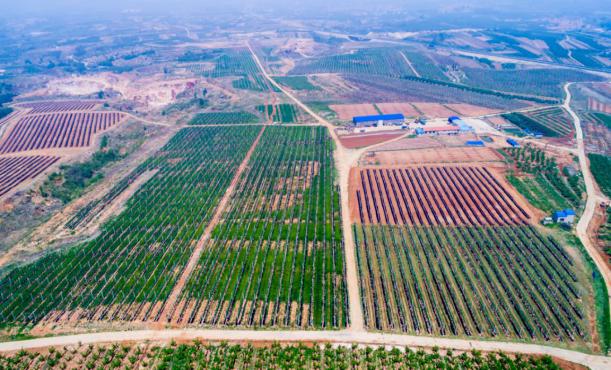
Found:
590,112 -> 611,129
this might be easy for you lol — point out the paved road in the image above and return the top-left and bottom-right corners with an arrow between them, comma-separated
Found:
0,328 -> 609,369
563,83 -> 611,297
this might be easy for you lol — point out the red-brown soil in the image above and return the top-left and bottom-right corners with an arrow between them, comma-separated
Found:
338,131 -> 405,149
329,103 -> 378,120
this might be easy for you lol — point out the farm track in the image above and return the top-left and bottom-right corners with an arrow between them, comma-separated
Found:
0,328 -> 609,370
564,83 -> 611,301
160,126 -> 266,322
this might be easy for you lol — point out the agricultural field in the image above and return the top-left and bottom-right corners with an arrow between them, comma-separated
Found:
329,104 -> 378,120
588,154 -> 611,198
0,126 -> 261,326
399,50 -> 449,81
352,166 -> 591,345
581,112 -> 611,155
505,145 -> 583,213
176,126 -> 346,329
0,342 -> 564,369
182,48 -> 272,92
351,167 -> 530,227
0,155 -> 59,197
189,112 -> 261,125
273,76 -> 320,91
289,48 -> 415,78
502,107 -> 573,139
14,101 -> 99,114
0,112 -> 125,153
256,104 -> 303,123
463,68 -> 602,99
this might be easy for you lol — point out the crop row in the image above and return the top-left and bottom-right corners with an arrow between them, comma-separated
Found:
0,341 -> 561,369
256,104 -> 301,124
176,126 -> 347,329
189,111 -> 261,125
354,166 -> 529,226
0,155 -> 59,196
15,101 -> 98,114
0,112 -> 125,153
0,126 -> 261,325
355,223 -> 586,343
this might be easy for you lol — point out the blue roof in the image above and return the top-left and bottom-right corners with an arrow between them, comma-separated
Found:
466,140 -> 485,147
553,209 -> 575,218
506,138 -> 519,145
448,116 -> 461,122
353,114 -> 404,123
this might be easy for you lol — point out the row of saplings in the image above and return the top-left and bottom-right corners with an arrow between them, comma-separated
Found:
0,341 -> 563,369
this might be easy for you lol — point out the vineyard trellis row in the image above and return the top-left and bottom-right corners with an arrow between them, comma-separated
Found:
176,126 -> 347,329
14,101 -> 99,114
353,166 -> 588,343
353,167 -> 530,226
0,155 -> 59,196
0,126 -> 261,326
0,112 -> 125,153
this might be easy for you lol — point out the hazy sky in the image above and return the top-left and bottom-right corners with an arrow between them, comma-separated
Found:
3,0 -> 609,17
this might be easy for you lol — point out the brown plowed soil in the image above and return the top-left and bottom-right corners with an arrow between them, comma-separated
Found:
338,131 -> 406,149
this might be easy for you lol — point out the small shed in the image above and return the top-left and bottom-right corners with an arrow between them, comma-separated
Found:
552,209 -> 576,224
466,140 -> 485,147
506,138 -> 520,148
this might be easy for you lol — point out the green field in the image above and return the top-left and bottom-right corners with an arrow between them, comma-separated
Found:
0,342 -> 563,369
502,108 -> 573,138
273,76 -> 320,90
179,126 -> 346,328
257,103 -> 301,123
0,126 -> 261,326
505,145 -> 583,213
189,112 -> 261,125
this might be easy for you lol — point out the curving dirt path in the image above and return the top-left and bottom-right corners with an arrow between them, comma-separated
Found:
0,328 -> 609,369
563,82 -> 611,298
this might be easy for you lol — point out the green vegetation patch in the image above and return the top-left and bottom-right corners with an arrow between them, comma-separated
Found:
39,137 -> 122,204
504,145 -> 583,213
273,76 -> 320,90
189,112 -> 261,125
0,342 -> 564,369
502,112 -> 560,137
588,153 -> 611,198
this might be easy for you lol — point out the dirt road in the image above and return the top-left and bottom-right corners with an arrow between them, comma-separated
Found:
399,51 -> 421,78
248,43 -> 366,331
160,125 -> 266,321
564,83 -> 611,296
0,328 -> 608,369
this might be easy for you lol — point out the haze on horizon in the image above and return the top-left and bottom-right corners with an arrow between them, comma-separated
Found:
3,0 -> 610,18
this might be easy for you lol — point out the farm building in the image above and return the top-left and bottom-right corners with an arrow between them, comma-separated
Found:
415,125 -> 460,136
506,138 -> 520,148
465,140 -> 485,147
552,209 -> 576,224
448,116 -> 474,132
353,113 -> 405,127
